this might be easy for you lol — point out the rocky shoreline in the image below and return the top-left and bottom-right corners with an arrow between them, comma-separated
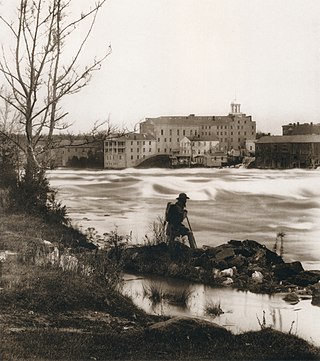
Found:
122,239 -> 320,305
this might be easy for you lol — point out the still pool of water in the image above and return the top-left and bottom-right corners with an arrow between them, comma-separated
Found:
122,273 -> 320,346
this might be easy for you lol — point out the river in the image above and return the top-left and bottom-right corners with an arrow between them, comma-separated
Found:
47,167 -> 320,346
48,167 -> 320,270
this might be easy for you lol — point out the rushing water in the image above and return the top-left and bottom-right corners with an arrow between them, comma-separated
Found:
48,167 -> 320,270
47,167 -> 320,345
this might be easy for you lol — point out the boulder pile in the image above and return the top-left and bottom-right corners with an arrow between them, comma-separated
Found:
122,240 -> 320,296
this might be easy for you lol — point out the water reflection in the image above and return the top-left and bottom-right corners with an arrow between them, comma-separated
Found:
122,273 -> 320,346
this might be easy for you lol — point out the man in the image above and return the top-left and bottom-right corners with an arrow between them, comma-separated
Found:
165,193 -> 197,249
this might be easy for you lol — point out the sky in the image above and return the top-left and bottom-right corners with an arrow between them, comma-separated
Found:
2,0 -> 320,135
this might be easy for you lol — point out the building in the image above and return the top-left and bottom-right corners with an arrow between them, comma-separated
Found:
35,138 -> 104,168
203,152 -> 228,167
282,122 -> 320,136
179,135 -> 219,157
139,102 -> 256,154
104,133 -> 157,168
255,135 -> 320,169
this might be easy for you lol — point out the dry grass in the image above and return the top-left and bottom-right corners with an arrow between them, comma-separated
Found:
163,288 -> 193,307
205,301 -> 224,317
1,211 -> 320,360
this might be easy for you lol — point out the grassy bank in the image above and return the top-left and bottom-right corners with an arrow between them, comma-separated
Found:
1,211 -> 320,360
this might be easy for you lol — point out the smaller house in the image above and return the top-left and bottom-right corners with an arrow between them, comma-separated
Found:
179,135 -> 219,158
203,152 -> 228,167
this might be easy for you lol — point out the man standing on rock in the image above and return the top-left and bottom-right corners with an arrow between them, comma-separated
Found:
165,193 -> 197,249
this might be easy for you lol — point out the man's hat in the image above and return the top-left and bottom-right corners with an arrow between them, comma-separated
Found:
176,192 -> 190,200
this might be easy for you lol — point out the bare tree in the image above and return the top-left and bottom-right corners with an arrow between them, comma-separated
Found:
0,0 -> 110,172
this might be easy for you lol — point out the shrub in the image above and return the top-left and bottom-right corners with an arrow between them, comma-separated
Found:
9,165 -> 69,225
163,288 -> 192,307
0,135 -> 18,189
205,301 -> 224,316
143,281 -> 164,304
144,216 -> 168,246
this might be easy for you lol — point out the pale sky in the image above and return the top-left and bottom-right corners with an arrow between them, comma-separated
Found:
3,0 -> 320,134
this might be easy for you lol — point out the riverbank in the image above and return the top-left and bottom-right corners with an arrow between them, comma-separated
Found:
1,212 -> 320,360
122,240 -> 320,297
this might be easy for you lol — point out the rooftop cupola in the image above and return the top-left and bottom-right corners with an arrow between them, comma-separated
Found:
230,100 -> 241,115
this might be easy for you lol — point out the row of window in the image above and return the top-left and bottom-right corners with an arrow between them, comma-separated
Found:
105,140 -> 153,147
159,124 -> 255,136
106,148 -> 153,153
105,154 -> 149,161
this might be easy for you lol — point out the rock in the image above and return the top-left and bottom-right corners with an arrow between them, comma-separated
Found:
283,292 -> 300,304
252,271 -> 263,283
215,260 -> 229,270
252,249 -> 267,266
193,253 -> 212,270
294,271 -> 320,287
215,246 -> 235,261
273,261 -> 304,280
228,240 -> 243,247
228,255 -> 247,268
242,239 -> 264,250
222,277 -> 233,286
310,282 -> 320,306
146,317 -> 230,342
235,247 -> 254,258
265,248 -> 284,265
220,267 -> 236,277
248,265 -> 264,274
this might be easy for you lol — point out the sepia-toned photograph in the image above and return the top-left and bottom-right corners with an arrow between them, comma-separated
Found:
1,1 -> 320,360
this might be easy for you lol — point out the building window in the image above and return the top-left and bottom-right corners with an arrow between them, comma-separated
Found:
164,138 -> 167,142
131,148 -> 133,152
161,129 -> 164,135
137,148 -> 139,152
131,155 -> 133,160
137,155 -> 139,159
169,129 -> 172,136
143,141 -> 145,145
158,138 -> 160,142
149,141 -> 151,145
143,148 -> 145,152
177,129 -> 180,135
177,138 -> 179,142
169,138 -> 171,142
149,148 -> 151,152
158,148 -> 160,153
183,130 -> 186,136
